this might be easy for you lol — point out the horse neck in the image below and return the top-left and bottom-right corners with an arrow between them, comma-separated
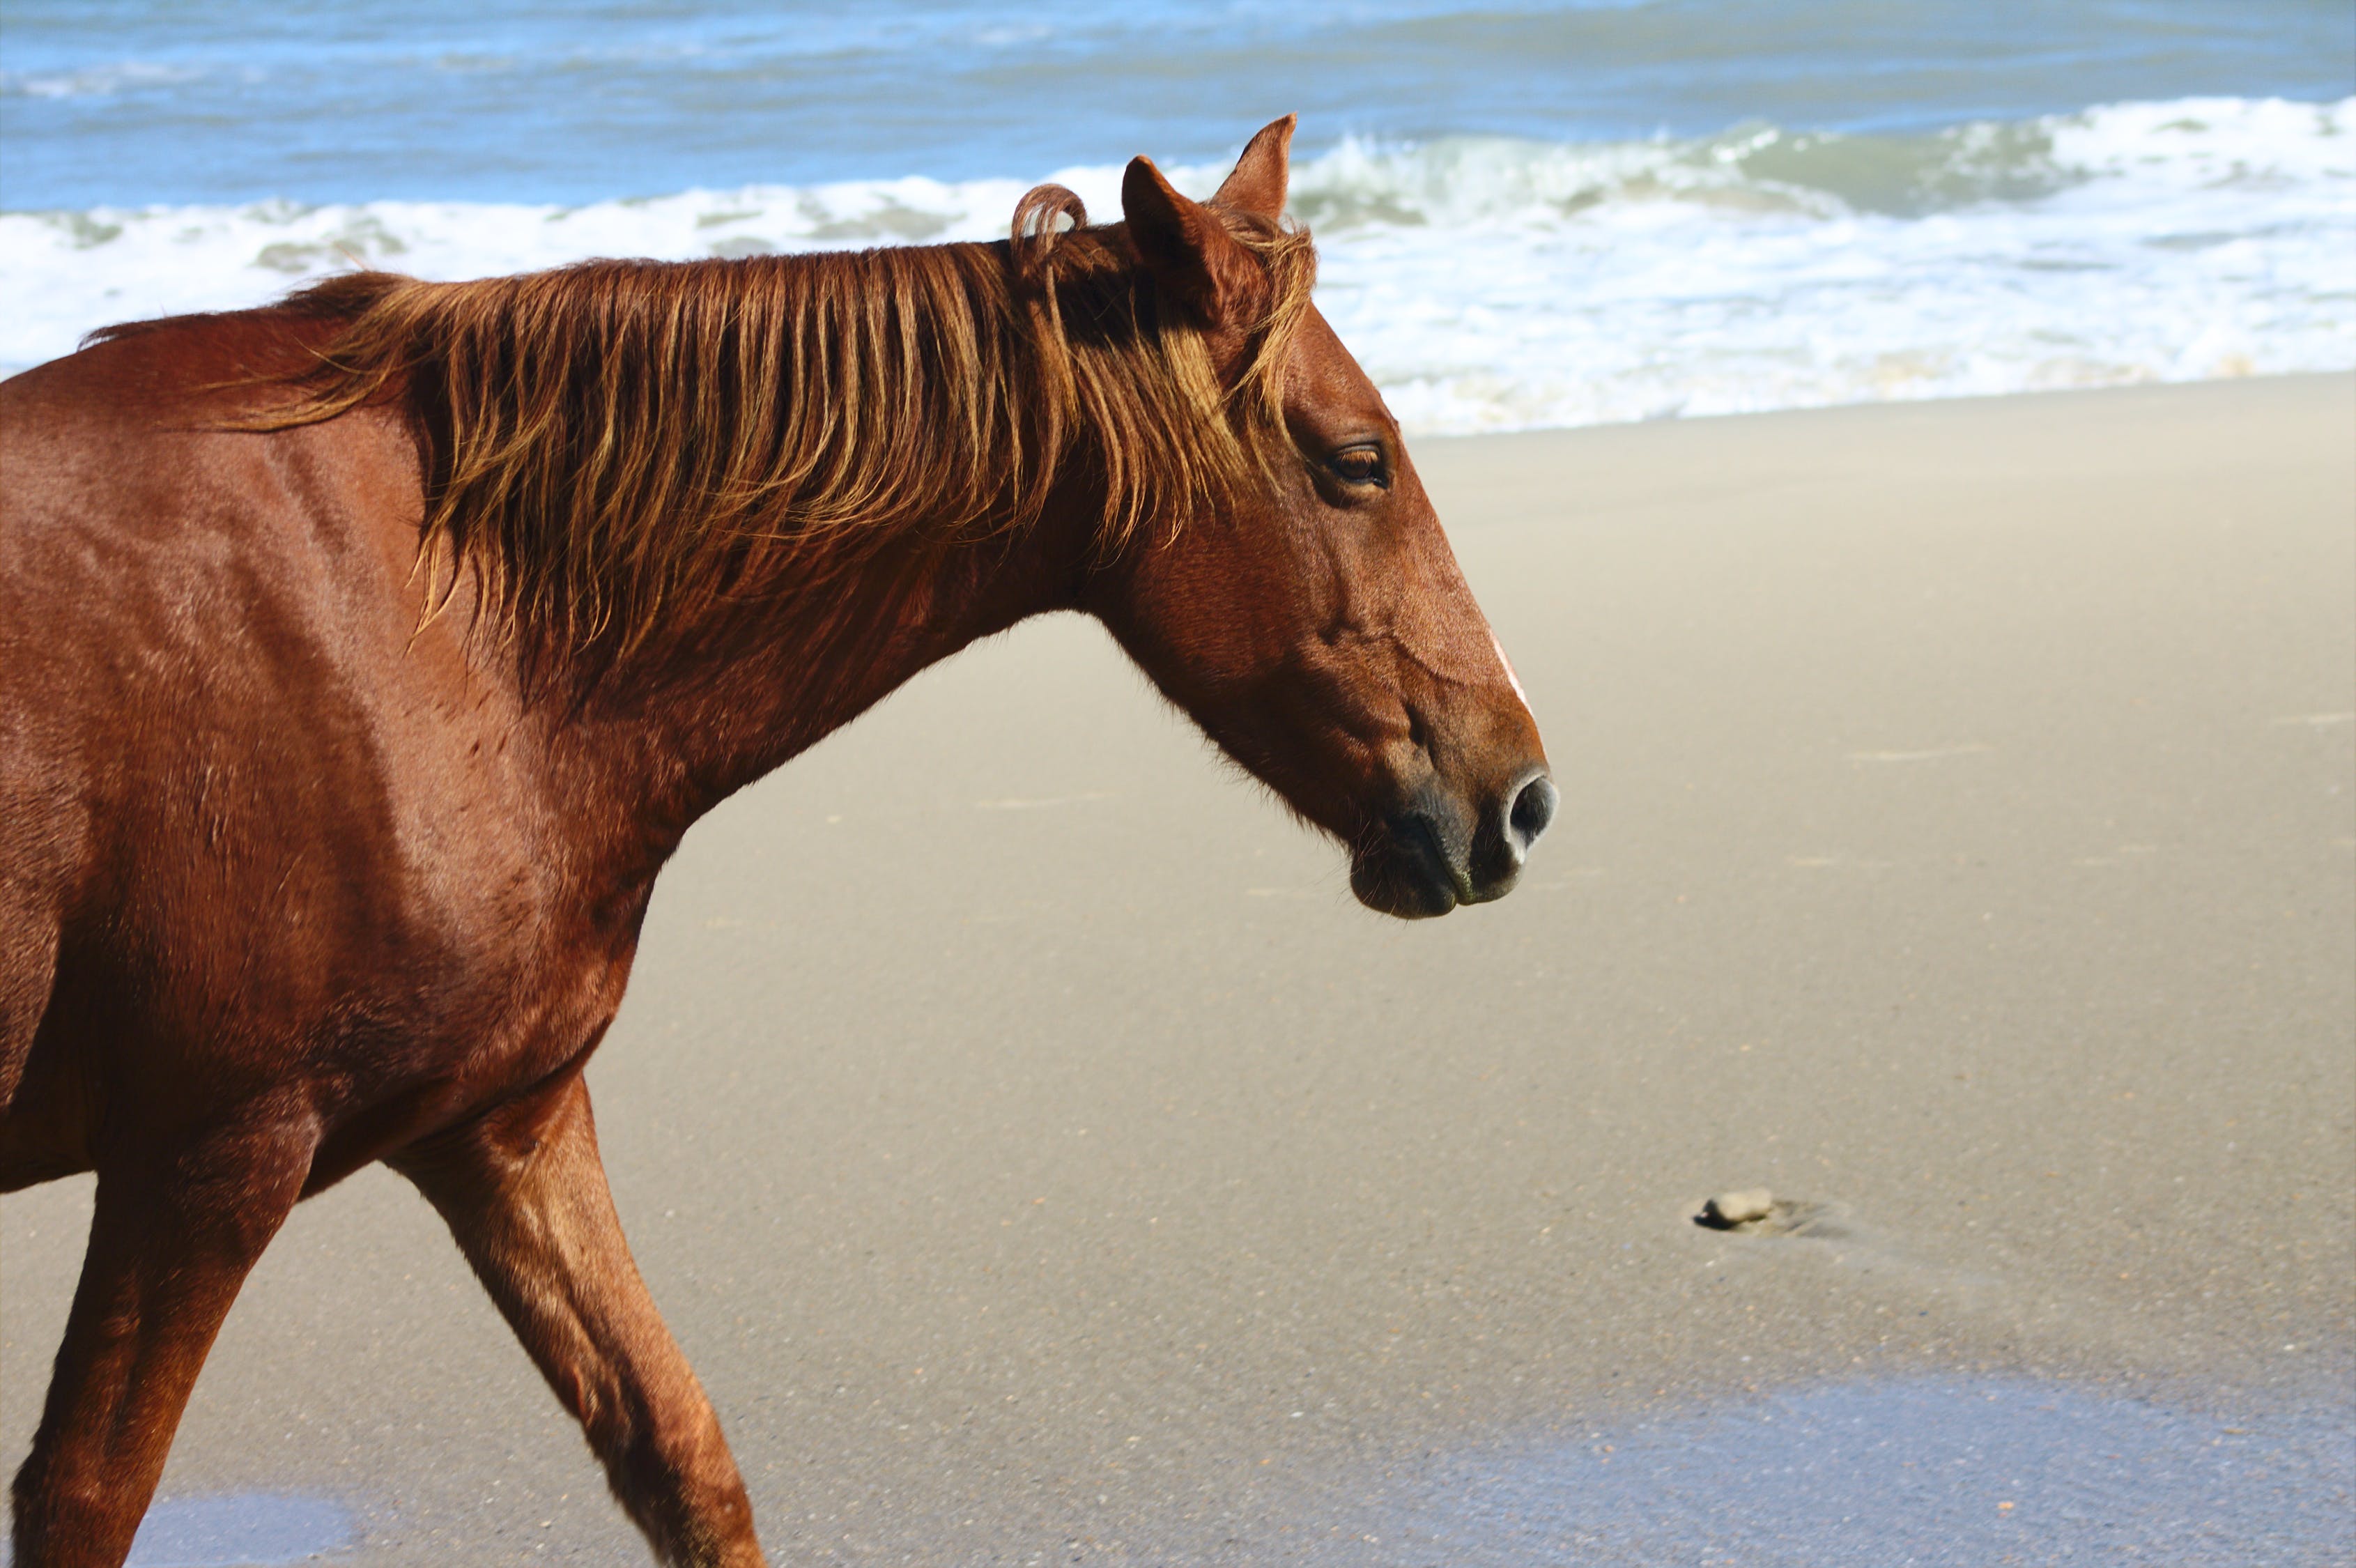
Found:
541,511 -> 1088,872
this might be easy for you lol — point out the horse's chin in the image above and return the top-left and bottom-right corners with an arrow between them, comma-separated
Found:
1348,847 -> 1467,920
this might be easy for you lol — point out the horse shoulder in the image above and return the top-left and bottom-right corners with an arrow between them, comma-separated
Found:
0,319 -> 615,1174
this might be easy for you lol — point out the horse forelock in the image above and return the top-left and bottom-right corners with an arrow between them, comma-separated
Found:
210,210 -> 1316,656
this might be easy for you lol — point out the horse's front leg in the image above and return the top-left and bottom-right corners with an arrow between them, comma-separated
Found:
10,1115 -> 314,1567
390,1068 -> 764,1568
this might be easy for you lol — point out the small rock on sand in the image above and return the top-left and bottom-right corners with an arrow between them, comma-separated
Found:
1703,1189 -> 1775,1228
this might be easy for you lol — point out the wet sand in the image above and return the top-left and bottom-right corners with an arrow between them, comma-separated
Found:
6,374 -> 2352,1564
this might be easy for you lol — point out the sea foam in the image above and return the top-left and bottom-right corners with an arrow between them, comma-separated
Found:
4,96 -> 2349,433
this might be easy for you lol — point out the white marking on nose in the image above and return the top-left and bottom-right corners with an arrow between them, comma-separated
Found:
1490,630 -> 1530,712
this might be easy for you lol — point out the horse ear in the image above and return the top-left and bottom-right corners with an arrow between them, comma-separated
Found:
1212,114 -> 1295,218
1122,155 -> 1256,325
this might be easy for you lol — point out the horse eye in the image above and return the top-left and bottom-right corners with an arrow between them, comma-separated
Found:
1327,445 -> 1387,488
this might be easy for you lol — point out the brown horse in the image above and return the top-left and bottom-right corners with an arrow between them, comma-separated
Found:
0,118 -> 1551,1566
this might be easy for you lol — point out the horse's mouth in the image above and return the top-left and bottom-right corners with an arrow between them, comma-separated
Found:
1348,815 -> 1487,919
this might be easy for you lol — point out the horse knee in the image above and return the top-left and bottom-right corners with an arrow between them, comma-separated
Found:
563,1385 -> 756,1567
12,1431 -> 146,1567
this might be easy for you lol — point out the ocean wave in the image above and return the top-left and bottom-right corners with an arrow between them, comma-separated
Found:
0,59 -> 213,101
3,95 -> 2350,432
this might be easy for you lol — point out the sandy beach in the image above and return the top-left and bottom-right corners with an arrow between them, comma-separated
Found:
3,374 -> 2350,1563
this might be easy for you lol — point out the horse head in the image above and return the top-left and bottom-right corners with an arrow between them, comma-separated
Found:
1083,118 -> 1556,918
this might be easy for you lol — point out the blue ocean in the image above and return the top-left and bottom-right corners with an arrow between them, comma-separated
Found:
3,1 -> 2351,428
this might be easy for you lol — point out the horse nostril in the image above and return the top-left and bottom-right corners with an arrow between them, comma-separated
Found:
1507,771 -> 1558,851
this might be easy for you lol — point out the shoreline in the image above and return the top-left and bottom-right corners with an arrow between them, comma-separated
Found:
1426,363 -> 2355,436
5,372 -> 2350,1562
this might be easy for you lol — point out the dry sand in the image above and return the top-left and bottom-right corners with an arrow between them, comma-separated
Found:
5,374 -> 2352,1563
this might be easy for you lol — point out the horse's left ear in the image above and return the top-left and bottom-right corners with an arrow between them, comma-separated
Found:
1213,114 -> 1296,219
1123,155 -> 1260,325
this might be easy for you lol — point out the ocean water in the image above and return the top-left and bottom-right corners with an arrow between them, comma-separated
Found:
3,1 -> 2352,431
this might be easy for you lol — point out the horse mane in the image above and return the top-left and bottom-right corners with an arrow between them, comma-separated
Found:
153,192 -> 1315,654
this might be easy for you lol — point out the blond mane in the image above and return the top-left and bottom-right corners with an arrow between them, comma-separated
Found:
221,194 -> 1315,652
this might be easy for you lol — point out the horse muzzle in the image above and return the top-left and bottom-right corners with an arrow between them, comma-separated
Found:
1349,765 -> 1558,918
